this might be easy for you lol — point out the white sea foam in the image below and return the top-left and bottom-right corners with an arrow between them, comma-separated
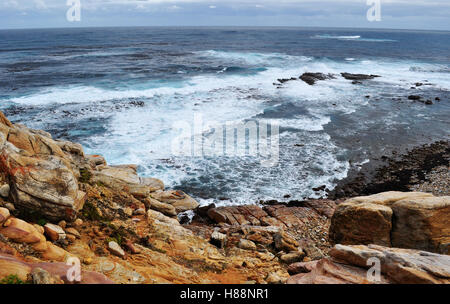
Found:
5,50 -> 447,204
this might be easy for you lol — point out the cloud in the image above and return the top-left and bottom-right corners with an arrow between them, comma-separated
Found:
0,0 -> 448,30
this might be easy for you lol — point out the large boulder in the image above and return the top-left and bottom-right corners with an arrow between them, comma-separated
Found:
329,191 -> 449,254
329,202 -> 392,246
0,253 -> 114,284
391,196 -> 450,254
288,244 -> 450,284
91,165 -> 164,198
151,190 -> 199,213
0,112 -> 86,221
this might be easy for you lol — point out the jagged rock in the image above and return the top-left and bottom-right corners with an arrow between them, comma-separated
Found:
0,184 -> 9,198
207,205 -> 272,226
280,250 -> 305,264
300,72 -> 335,85
0,207 -> 10,224
44,223 -> 66,242
133,208 -> 146,215
86,154 -> 107,167
0,112 -> 86,221
151,190 -> 199,213
143,197 -> 177,217
210,230 -> 227,248
91,165 -> 164,198
288,260 -> 319,275
330,191 -> 449,253
273,231 -> 299,252
238,239 -> 257,251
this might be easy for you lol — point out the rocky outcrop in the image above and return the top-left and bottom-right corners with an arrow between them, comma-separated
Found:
0,112 -> 86,221
288,244 -> 450,284
150,190 -> 199,213
341,73 -> 380,81
299,72 -> 335,85
0,253 -> 114,284
91,165 -> 164,198
330,191 -> 449,254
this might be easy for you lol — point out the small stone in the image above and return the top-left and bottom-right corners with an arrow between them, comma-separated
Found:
31,267 -> 61,284
0,184 -> 10,198
210,230 -> 227,248
265,273 -> 283,284
280,250 -> 305,264
83,257 -> 93,265
74,218 -> 83,227
93,227 -> 103,237
65,227 -> 81,239
33,224 -> 45,235
123,207 -> 133,217
66,234 -> 76,242
0,207 -> 10,224
108,241 -> 125,258
124,240 -> 141,254
133,208 -> 146,215
4,203 -> 15,211
44,223 -> 66,241
58,220 -> 67,229
238,239 -> 257,251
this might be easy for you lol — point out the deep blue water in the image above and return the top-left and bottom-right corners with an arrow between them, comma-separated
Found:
0,27 -> 449,205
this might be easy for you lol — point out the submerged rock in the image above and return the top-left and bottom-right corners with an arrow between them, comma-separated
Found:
341,72 -> 380,81
300,72 -> 335,85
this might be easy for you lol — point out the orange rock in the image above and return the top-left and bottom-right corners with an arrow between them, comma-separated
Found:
44,223 -> 66,241
0,218 -> 43,244
0,207 -> 10,224
0,254 -> 32,282
42,242 -> 69,262
31,233 -> 49,252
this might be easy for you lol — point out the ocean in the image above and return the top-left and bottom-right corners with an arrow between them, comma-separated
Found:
0,27 -> 449,206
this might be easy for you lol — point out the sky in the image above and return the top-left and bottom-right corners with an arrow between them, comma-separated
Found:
0,0 -> 449,30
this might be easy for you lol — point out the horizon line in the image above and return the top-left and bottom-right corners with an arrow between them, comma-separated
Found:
1,24 -> 449,32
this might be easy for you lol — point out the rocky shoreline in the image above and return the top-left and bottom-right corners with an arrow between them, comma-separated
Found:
329,140 -> 450,199
0,110 -> 448,284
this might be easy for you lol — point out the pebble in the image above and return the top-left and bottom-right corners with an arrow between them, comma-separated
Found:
44,223 -> 66,241
133,208 -> 146,215
74,218 -> 83,227
5,203 -> 15,211
0,184 -> 10,198
108,241 -> 125,258
238,239 -> 257,251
